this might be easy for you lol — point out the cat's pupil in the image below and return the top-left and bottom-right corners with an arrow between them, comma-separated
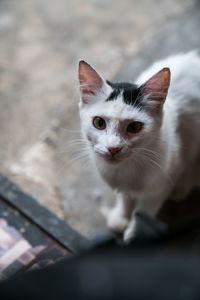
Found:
93,116 -> 106,130
127,121 -> 143,133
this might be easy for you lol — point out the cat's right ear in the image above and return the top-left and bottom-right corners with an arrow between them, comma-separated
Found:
141,68 -> 171,109
78,60 -> 106,104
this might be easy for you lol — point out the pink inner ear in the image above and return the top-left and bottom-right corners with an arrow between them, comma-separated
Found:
142,68 -> 171,104
79,61 -> 104,99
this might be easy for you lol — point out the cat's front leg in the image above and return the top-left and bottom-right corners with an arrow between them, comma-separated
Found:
107,192 -> 135,234
123,192 -> 167,243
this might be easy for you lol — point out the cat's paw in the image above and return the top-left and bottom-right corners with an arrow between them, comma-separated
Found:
108,216 -> 128,234
123,218 -> 137,244
107,209 -> 129,234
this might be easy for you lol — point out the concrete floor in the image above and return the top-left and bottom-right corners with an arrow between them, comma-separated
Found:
0,0 -> 193,236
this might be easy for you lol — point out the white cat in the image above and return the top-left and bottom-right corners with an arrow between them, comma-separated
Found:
78,51 -> 200,242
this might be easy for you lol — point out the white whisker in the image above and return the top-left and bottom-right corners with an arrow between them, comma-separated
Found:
135,151 -> 173,186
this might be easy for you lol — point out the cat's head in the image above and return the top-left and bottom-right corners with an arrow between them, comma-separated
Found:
78,60 -> 170,165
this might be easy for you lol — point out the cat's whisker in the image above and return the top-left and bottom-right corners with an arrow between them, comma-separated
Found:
138,152 -> 173,186
56,140 -> 87,149
55,148 -> 88,156
139,152 -> 163,169
58,127 -> 82,134
63,139 -> 88,147
72,151 -> 90,161
68,137 -> 87,142
131,156 -> 144,178
55,150 -> 90,176
66,141 -> 88,147
134,147 -> 162,161
55,145 -> 89,156
69,152 -> 91,168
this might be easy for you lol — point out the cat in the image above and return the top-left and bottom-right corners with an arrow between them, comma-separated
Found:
78,51 -> 200,242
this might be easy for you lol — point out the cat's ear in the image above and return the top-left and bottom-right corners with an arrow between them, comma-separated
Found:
78,60 -> 106,104
141,68 -> 171,109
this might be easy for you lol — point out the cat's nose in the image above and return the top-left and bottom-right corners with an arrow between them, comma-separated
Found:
108,147 -> 122,156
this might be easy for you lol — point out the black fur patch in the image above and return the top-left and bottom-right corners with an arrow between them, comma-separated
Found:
106,81 -> 143,108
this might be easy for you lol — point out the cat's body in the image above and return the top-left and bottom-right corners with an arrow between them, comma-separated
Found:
78,51 -> 200,242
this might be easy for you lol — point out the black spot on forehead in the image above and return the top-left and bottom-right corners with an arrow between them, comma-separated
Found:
106,81 -> 143,108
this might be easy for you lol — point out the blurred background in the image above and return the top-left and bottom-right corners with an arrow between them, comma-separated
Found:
0,0 -> 195,237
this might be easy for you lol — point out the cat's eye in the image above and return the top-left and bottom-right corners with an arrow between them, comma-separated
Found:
93,117 -> 106,130
127,121 -> 143,134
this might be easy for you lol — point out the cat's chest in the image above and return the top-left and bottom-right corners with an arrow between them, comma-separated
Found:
97,160 -> 150,192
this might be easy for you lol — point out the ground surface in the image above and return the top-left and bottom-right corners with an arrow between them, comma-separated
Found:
0,0 -> 194,236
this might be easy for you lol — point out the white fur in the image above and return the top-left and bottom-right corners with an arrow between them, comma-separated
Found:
79,51 -> 200,242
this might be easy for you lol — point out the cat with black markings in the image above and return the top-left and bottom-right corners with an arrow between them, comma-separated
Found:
78,51 -> 200,242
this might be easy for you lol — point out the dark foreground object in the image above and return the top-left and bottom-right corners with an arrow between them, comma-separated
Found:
1,239 -> 200,300
0,173 -> 88,280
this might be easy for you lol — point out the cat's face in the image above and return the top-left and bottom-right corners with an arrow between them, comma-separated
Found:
78,61 -> 170,165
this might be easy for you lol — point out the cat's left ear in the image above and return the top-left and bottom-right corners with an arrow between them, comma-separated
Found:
78,60 -> 107,104
141,68 -> 171,109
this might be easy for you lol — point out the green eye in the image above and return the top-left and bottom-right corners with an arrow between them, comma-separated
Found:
127,121 -> 143,134
93,117 -> 106,130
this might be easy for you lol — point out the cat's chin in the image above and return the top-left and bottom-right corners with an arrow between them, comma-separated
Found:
105,157 -> 122,165
96,153 -> 125,165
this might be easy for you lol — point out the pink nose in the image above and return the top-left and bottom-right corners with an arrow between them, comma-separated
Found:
108,147 -> 122,156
